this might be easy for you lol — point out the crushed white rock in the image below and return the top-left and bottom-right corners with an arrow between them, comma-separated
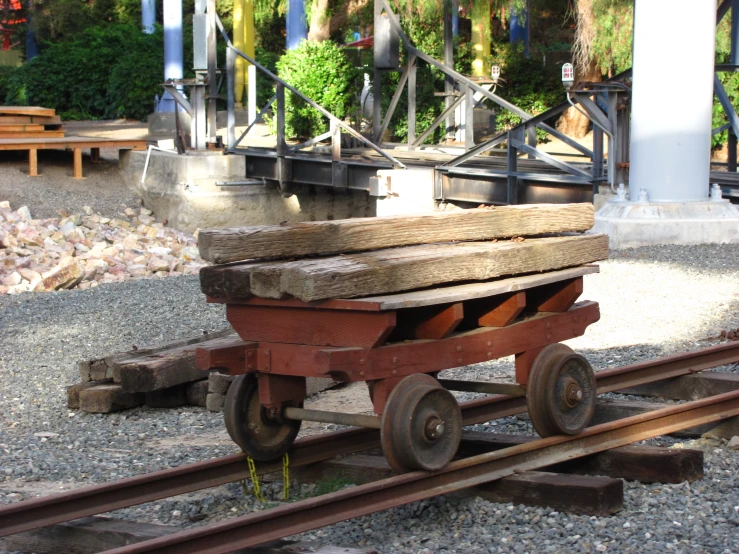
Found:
0,201 -> 207,295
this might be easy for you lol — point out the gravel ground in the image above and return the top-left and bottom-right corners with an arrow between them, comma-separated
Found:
0,149 -> 140,219
1,220 -> 739,551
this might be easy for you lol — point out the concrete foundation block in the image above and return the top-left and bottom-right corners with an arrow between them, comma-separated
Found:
593,199 -> 739,249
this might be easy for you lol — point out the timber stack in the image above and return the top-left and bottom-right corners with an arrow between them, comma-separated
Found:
197,203 -> 608,303
67,330 -> 337,414
0,106 -> 65,139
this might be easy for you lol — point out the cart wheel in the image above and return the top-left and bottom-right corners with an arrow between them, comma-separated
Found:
224,374 -> 302,462
526,344 -> 596,438
381,374 -> 462,472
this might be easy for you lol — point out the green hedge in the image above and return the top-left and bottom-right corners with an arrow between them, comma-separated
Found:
274,40 -> 359,139
6,24 -> 164,121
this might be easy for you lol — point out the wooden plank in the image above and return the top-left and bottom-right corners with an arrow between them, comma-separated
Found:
0,516 -> 374,554
0,131 -> 66,139
0,516 -> 176,554
0,137 -> 147,151
358,265 -> 600,310
29,148 -> 38,177
474,471 -> 623,516
617,371 -> 739,401
297,455 -> 622,516
196,338 -> 255,373
458,432 -> 704,484
391,302 -> 464,340
185,379 -> 209,406
473,291 -> 526,327
529,277 -> 584,312
245,235 -> 608,302
226,305 -> 397,347
117,336 -> 243,393
0,115 -> 62,124
198,203 -> 595,264
144,384 -> 188,408
205,265 -> 599,308
200,261 -> 282,300
78,329 -> 236,382
590,398 -> 738,438
73,147 -> 83,179
0,124 -> 45,131
78,384 -> 144,413
0,105 -> 56,117
255,302 -> 600,381
66,380 -> 112,409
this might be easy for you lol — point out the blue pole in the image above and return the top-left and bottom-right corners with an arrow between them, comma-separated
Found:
509,0 -> 529,58
286,0 -> 307,50
142,0 -> 156,34
731,0 -> 739,65
452,0 -> 458,37
158,0 -> 183,112
25,1 -> 39,60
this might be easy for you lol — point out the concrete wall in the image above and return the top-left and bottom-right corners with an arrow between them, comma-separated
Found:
120,150 -> 376,233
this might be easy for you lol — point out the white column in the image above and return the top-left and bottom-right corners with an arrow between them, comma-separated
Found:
629,0 -> 717,202
142,0 -> 156,34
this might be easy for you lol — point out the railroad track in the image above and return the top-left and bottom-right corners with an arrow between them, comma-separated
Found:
1,341 -> 738,552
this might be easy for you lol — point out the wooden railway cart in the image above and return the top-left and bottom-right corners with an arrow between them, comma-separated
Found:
196,266 -> 600,472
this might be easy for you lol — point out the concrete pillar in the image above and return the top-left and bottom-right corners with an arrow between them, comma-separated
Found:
509,0 -> 529,58
142,0 -> 156,34
629,0 -> 716,202
286,0 -> 307,50
158,0 -> 184,112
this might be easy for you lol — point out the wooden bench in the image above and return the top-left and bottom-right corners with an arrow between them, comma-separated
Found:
0,136 -> 148,179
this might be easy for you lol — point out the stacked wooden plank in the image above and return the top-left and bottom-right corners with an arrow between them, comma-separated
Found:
67,329 -> 337,413
198,204 -> 609,302
0,106 -> 65,139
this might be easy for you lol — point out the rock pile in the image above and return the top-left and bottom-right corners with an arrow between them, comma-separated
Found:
0,201 -> 207,295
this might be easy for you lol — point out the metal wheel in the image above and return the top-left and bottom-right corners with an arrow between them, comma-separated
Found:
224,374 -> 302,462
381,374 -> 462,472
526,344 -> 596,438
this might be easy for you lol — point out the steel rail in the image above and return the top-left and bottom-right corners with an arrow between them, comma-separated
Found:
106,390 -> 739,554
1,340 -> 737,538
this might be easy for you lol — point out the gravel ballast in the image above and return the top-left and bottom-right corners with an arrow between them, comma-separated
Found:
1,240 -> 739,553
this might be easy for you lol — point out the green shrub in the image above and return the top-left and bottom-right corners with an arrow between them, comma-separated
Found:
275,40 -> 359,139
6,24 -> 164,121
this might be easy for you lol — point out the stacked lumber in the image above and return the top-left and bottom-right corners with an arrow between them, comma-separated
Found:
198,204 -> 608,302
0,106 -> 65,139
67,329 -> 337,413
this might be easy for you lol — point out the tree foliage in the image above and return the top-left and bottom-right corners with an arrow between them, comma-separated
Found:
274,39 -> 359,138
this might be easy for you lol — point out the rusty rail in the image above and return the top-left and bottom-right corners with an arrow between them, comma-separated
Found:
0,340 -> 737,539
106,389 -> 739,553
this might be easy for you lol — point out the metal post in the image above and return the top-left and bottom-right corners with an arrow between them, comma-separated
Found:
372,0 -> 383,142
159,0 -> 184,113
233,0 -> 246,106
592,125 -> 604,181
408,59 -> 417,149
25,1 -> 39,60
275,83 -> 291,190
444,0 -> 455,141
526,126 -> 537,159
142,0 -> 156,33
471,1 -> 490,76
729,131 -> 738,172
286,0 -> 307,50
226,48 -> 236,150
245,0 -> 257,119
206,0 -> 217,143
465,85 -> 474,150
507,127 -> 524,205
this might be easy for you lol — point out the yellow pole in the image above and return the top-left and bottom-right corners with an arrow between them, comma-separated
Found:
233,0 -> 246,107
471,0 -> 490,77
244,0 -> 255,65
